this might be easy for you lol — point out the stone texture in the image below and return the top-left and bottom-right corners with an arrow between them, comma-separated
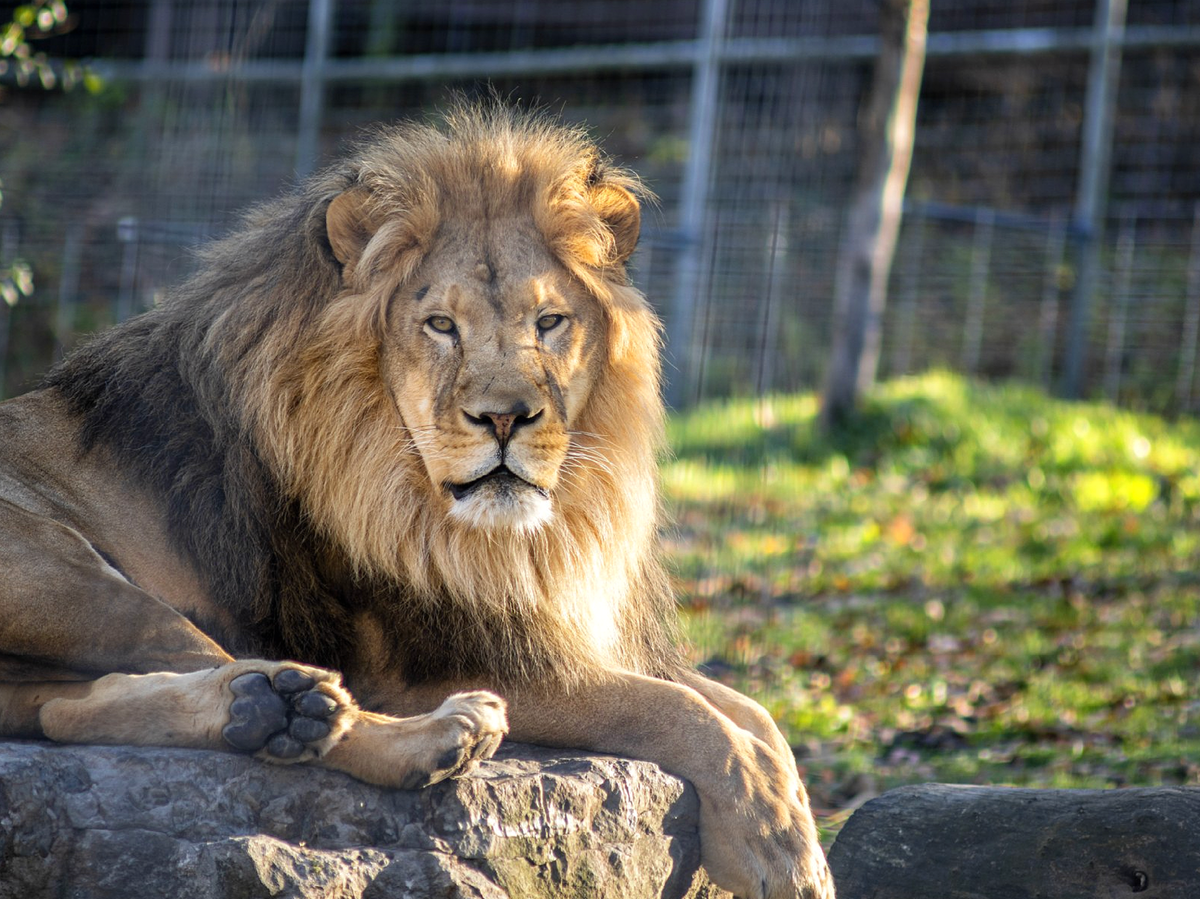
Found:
827,783 -> 1200,899
0,740 -> 728,899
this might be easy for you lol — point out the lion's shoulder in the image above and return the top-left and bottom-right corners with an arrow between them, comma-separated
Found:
40,316 -> 337,662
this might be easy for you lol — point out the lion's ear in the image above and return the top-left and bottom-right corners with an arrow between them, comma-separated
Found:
326,188 -> 377,268
591,184 -> 641,265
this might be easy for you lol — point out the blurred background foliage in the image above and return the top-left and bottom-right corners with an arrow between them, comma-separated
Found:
2,0 -> 1200,408
668,371 -> 1200,830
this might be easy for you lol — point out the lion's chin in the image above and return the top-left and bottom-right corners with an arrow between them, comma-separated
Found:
446,469 -> 553,533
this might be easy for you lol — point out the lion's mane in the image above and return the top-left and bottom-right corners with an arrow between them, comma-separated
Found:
46,105 -> 683,689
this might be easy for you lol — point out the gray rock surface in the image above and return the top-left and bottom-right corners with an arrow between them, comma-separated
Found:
0,740 -> 728,899
827,782 -> 1200,899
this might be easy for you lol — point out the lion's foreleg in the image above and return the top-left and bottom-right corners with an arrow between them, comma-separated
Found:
500,673 -> 835,899
34,661 -> 357,762
675,667 -> 799,766
316,691 -> 507,788
30,665 -> 508,788
0,497 -> 235,676
0,681 -> 92,738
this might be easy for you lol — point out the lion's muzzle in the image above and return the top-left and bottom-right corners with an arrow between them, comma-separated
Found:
445,466 -> 553,532
447,466 -> 546,502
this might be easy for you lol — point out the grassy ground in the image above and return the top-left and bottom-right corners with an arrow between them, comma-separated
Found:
663,372 -> 1200,837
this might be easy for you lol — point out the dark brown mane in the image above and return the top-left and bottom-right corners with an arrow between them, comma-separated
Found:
44,181 -> 354,665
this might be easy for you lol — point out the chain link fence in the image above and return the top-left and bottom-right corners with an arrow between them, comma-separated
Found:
2,0 -> 1199,412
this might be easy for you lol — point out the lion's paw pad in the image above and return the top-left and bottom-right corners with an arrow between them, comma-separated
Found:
222,669 -> 341,759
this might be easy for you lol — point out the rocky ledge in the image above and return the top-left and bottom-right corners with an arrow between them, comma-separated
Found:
0,740 -> 728,899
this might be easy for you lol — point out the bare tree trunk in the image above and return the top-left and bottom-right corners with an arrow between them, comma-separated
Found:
821,0 -> 928,429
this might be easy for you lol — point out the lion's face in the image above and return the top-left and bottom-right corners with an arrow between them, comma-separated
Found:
381,216 -> 606,532
304,119 -> 650,548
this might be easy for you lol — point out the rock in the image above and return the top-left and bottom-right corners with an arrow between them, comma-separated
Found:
0,740 -> 728,899
827,783 -> 1200,899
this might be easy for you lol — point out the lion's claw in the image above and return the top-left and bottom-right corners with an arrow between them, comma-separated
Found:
222,666 -> 348,761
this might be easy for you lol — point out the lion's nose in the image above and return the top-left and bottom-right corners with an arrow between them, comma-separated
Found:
465,403 -> 542,446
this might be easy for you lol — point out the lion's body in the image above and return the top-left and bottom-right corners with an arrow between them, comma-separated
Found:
0,107 -> 833,899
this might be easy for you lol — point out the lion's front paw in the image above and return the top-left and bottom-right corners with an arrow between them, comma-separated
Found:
221,663 -> 355,763
400,690 -> 508,788
697,734 -> 835,899
700,804 -> 833,899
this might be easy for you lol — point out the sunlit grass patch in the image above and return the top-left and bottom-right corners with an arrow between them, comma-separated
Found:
664,372 -> 1200,813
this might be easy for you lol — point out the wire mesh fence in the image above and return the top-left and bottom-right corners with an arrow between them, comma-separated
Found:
2,0 -> 1199,413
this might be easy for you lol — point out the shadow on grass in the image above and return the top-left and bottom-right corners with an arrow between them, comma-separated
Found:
671,390 -> 956,470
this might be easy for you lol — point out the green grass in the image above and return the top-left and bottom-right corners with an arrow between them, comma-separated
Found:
663,372 -> 1200,832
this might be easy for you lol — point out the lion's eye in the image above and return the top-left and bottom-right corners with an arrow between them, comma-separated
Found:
537,314 -> 565,333
427,315 -> 457,334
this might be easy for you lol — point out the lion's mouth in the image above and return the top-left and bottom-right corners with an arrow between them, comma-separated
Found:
447,466 -> 549,501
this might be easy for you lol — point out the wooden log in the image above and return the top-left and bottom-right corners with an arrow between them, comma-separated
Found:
827,783 -> 1200,899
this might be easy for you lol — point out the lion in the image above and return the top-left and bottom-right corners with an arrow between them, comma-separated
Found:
0,105 -> 834,899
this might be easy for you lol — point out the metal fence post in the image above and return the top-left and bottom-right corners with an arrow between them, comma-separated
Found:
116,217 -> 140,323
961,207 -> 994,373
755,201 -> 789,396
55,224 -> 84,362
1061,0 -> 1128,398
666,0 -> 728,408
296,0 -> 335,178
889,213 -> 926,378
0,220 -> 17,398
1036,214 -> 1068,387
1103,214 -> 1136,400
1177,204 -> 1200,410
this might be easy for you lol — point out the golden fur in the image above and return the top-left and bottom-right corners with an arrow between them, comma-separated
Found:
0,105 -> 834,899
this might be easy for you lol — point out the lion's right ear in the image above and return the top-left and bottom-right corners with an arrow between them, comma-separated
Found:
590,183 -> 641,266
326,188 -> 377,268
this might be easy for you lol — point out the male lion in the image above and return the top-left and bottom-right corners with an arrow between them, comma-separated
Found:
0,106 -> 833,899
